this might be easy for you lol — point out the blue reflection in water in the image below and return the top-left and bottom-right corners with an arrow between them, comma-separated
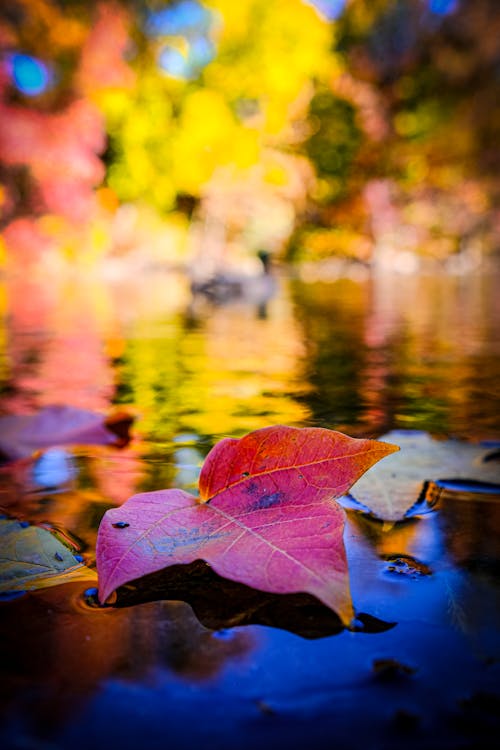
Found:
32,448 -> 76,489
53,614 -> 500,750
8,53 -> 51,95
1,458 -> 499,750
429,0 -> 459,15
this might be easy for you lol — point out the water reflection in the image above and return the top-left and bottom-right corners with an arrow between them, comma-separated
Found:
3,274 -> 117,414
1,266 -> 500,749
2,495 -> 499,749
292,271 -> 500,436
0,585 -> 254,736
1,266 -> 499,570
111,276 -> 309,447
2,268 -> 499,451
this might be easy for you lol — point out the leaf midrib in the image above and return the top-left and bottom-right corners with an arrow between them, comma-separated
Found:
204,447 -> 388,501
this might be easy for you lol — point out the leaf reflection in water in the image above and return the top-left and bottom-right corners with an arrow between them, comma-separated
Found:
104,559 -> 395,639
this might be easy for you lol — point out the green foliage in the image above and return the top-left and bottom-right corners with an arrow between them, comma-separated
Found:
304,91 -> 362,200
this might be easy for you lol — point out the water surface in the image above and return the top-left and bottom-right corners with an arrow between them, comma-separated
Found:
1,267 -> 499,749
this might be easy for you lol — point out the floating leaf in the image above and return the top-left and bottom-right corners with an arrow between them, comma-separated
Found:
0,519 -> 97,593
347,431 -> 500,522
97,425 -> 398,623
0,405 -> 133,461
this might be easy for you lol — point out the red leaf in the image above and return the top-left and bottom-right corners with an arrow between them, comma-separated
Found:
97,426 -> 398,623
199,425 -> 394,502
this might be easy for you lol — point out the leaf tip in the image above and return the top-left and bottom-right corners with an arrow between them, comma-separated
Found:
97,581 -> 117,606
380,440 -> 400,455
339,601 -> 356,627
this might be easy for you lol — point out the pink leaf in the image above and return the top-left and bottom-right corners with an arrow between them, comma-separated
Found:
0,405 -> 132,461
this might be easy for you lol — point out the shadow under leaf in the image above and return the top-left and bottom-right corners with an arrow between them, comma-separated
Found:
103,559 -> 396,639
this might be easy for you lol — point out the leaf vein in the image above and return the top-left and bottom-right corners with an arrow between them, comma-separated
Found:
207,448 -> 385,500
208,504 -> 333,584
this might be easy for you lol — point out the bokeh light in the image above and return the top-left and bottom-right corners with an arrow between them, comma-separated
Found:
8,53 -> 51,96
0,0 -> 498,269
158,45 -> 192,78
146,0 -> 213,36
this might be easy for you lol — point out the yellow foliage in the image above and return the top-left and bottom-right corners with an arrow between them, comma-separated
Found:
97,0 -> 337,206
206,0 -> 333,134
181,90 -> 235,142
264,163 -> 289,187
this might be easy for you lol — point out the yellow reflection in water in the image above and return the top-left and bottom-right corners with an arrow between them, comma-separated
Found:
117,279 -> 311,441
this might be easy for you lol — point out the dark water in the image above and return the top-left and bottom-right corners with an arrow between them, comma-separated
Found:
1,268 -> 500,749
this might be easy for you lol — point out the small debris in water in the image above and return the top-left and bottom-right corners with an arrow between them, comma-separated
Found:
112,521 -> 130,529
74,554 -> 84,563
82,587 -> 100,608
382,554 -> 432,578
256,699 -> 276,716
54,552 -> 63,561
373,658 -> 417,679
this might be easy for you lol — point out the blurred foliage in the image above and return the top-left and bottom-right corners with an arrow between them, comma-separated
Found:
304,90 -> 362,199
0,0 -> 499,265
101,0 -> 334,212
